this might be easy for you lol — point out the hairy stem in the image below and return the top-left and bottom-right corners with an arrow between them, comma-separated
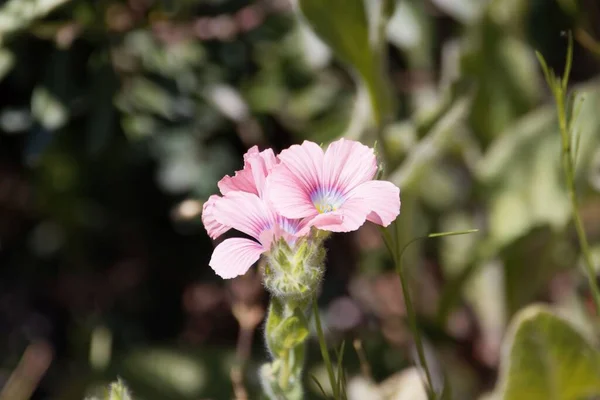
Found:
260,297 -> 309,400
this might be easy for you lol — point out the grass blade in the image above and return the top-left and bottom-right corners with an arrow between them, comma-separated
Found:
312,294 -> 338,399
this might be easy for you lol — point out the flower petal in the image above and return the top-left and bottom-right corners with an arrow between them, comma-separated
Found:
218,168 -> 257,195
323,138 -> 377,194
346,180 -> 400,227
318,206 -> 370,232
213,191 -> 276,240
247,148 -> 278,197
218,147 -> 278,197
266,166 -> 317,219
210,238 -> 264,279
304,180 -> 400,233
201,195 -> 231,239
296,213 -> 345,235
277,141 -> 324,193
243,145 -> 260,163
268,141 -> 324,219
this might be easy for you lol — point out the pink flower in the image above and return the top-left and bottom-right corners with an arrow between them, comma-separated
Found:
218,146 -> 277,197
267,139 -> 400,232
208,191 -> 306,279
202,146 -> 277,239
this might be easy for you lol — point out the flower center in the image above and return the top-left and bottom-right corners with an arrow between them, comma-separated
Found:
261,217 -> 302,250
311,187 -> 344,214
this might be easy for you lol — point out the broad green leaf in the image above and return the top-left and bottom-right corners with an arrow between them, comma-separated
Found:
431,0 -> 486,24
497,305 -> 600,400
479,81 -> 600,249
389,96 -> 470,190
488,0 -> 530,31
297,0 -> 393,126
31,87 -> 68,130
0,0 -> 70,40
121,348 -> 209,399
462,22 -> 540,141
477,107 -> 569,248
0,48 -> 14,80
569,82 -> 600,178
386,1 -> 422,50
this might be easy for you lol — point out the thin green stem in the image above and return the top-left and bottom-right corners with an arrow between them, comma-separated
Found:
397,250 -> 435,397
557,94 -> 600,312
381,228 -> 434,395
537,33 -> 600,314
312,293 -> 338,399
381,227 -> 478,398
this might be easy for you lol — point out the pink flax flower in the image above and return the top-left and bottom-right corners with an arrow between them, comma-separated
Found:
267,138 -> 400,232
208,191 -> 306,279
202,146 -> 277,239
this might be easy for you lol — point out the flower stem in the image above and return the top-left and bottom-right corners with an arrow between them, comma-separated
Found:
260,297 -> 310,400
557,91 -> 600,314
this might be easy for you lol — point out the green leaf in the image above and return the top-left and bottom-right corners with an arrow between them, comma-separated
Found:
31,87 -> 68,130
297,0 -> 393,126
0,0 -> 71,40
497,305 -> 600,400
463,22 -> 540,141
280,311 -> 310,350
309,374 -> 328,398
0,48 -> 14,80
477,107 -> 569,248
120,347 -> 218,399
430,0 -> 486,23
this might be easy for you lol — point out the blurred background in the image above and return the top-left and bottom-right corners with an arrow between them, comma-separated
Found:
0,0 -> 599,399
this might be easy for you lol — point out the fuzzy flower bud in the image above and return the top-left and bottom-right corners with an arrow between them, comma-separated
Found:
262,237 -> 325,300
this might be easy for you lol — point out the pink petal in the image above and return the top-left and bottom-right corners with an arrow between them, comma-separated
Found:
317,206 -> 369,232
218,168 -> 257,195
218,147 -> 278,197
244,146 -> 277,170
266,166 -> 317,219
303,180 -> 400,233
201,195 -> 231,239
213,191 -> 276,240
297,213 -> 344,235
243,146 -> 260,163
277,141 -> 324,193
346,180 -> 401,227
323,138 -> 377,194
268,141 -> 324,219
247,148 -> 278,197
210,237 -> 265,279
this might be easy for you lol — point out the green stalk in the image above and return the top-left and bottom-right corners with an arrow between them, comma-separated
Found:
261,297 -> 310,400
536,34 -> 600,314
381,226 -> 478,398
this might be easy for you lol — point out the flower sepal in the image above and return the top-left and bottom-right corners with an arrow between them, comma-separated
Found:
262,237 -> 325,300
